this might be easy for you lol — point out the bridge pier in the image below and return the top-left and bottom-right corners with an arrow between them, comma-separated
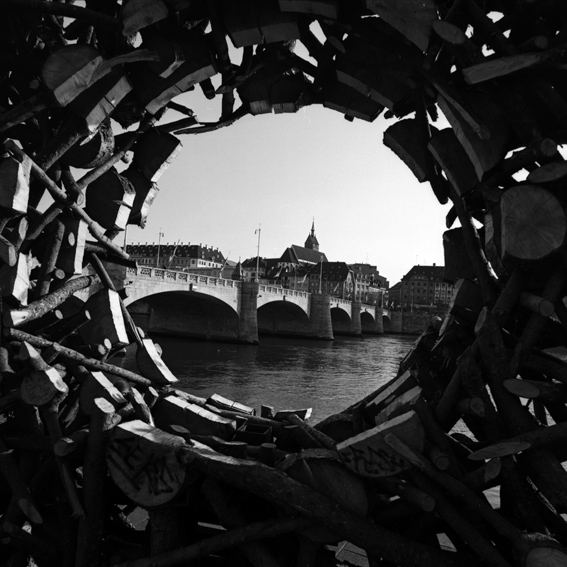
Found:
350,300 -> 362,336
308,294 -> 334,340
374,303 -> 384,335
238,281 -> 259,344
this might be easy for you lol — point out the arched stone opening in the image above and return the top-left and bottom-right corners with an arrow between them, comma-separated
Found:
330,306 -> 353,336
360,311 -> 376,334
258,300 -> 311,338
128,290 -> 239,342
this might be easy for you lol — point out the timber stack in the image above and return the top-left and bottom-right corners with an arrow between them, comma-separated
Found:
3,0 -> 567,565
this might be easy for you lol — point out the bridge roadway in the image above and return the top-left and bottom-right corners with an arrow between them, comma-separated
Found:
108,266 -> 390,343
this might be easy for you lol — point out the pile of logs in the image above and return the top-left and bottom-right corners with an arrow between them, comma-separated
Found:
4,0 -> 567,565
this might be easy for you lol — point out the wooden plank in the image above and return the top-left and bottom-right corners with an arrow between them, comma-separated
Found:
0,253 -> 30,306
258,2 -> 300,44
207,393 -> 255,416
121,0 -> 168,36
106,420 -> 187,507
273,408 -> 312,421
428,129 -> 477,197
153,395 -> 237,439
437,93 -> 508,180
383,119 -> 438,182
131,129 -> 181,183
223,0 -> 263,47
41,45 -> 106,107
85,168 -> 135,231
144,58 -> 217,115
79,370 -> 127,415
278,0 -> 338,19
121,167 -> 158,229
68,72 -> 132,133
79,289 -> 129,347
365,370 -> 417,413
135,338 -> 178,385
463,51 -> 555,85
56,218 -> 87,275
374,386 -> 422,425
62,118 -> 115,169
0,150 -> 31,215
19,342 -> 68,406
322,81 -> 383,122
336,411 -> 425,478
365,0 -> 437,52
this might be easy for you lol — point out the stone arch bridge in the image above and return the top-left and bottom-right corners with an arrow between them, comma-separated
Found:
108,265 -> 390,344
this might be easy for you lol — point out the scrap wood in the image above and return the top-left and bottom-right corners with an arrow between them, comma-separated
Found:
2,0 -> 567,565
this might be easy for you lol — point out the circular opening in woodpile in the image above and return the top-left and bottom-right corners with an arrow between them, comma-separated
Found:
3,2 -> 567,567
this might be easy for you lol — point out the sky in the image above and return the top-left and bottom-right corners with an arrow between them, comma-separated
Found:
126,93 -> 450,286
124,27 -> 451,287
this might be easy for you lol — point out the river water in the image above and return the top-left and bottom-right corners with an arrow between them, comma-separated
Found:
153,334 -> 416,423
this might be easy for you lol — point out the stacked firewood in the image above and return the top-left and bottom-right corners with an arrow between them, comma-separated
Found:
3,0 -> 567,565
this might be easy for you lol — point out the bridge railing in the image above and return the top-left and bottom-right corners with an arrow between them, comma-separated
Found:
127,267 -> 241,289
258,284 -> 310,300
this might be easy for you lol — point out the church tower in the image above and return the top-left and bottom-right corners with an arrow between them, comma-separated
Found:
304,220 -> 319,251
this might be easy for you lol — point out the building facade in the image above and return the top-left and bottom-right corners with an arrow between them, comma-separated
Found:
349,263 -> 389,305
390,264 -> 454,310
126,242 -> 225,271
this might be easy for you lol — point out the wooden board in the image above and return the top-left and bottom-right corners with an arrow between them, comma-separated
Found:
79,370 -> 127,415
0,152 -> 31,215
428,129 -> 477,197
322,81 -> 383,122
123,167 -> 159,229
207,394 -> 255,416
274,408 -> 312,421
131,129 -> 181,183
145,60 -> 217,115
365,0 -> 437,52
258,2 -> 300,44
223,0 -> 263,47
0,253 -> 30,306
121,0 -> 169,36
106,420 -> 187,507
85,168 -> 135,231
437,93 -> 508,180
80,289 -> 129,347
443,228 -> 477,282
135,338 -> 178,385
41,45 -> 106,107
62,119 -> 115,169
56,218 -> 87,275
278,0 -> 338,19
374,385 -> 422,425
336,410 -> 425,478
153,395 -> 237,439
365,370 -> 417,413
463,51 -> 554,85
383,119 -> 437,182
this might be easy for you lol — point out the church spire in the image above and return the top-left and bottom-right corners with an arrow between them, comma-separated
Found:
304,219 -> 319,251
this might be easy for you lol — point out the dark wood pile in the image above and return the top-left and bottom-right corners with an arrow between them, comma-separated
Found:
2,0 -> 567,565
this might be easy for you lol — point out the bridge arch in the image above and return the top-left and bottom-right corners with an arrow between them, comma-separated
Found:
330,306 -> 352,336
128,290 -> 241,342
258,300 -> 311,338
361,310 -> 376,333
